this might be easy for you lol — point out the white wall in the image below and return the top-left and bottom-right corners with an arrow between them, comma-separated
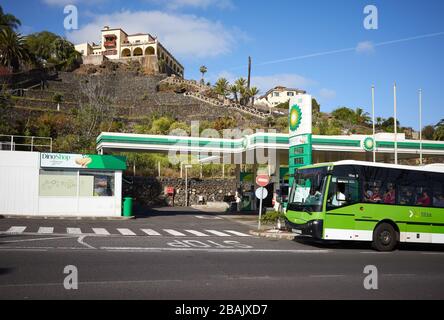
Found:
0,151 -> 123,217
0,151 -> 39,215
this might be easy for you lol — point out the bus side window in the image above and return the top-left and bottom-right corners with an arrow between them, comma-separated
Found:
327,177 -> 359,209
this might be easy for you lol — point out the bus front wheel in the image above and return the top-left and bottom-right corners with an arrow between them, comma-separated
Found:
372,223 -> 398,252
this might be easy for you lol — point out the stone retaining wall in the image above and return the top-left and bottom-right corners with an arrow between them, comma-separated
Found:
123,176 -> 238,207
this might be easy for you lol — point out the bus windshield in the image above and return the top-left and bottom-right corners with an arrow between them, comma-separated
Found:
288,167 -> 329,212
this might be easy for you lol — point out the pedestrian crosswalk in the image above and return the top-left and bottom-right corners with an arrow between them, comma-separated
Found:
1,226 -> 252,238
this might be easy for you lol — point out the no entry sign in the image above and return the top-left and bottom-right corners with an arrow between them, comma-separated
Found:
256,175 -> 270,187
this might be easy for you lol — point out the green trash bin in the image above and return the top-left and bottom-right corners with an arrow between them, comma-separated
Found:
123,197 -> 133,217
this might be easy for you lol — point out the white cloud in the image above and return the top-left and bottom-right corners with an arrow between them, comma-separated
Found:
251,74 -> 315,93
356,41 -> 375,54
148,0 -> 235,10
43,0 -> 104,6
66,10 -> 240,58
319,88 -> 337,100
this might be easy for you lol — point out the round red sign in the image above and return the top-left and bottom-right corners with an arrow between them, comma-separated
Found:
256,175 -> 270,187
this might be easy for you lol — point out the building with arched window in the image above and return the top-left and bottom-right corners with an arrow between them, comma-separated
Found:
74,26 -> 184,77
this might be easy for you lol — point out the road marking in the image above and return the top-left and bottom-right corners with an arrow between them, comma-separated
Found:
164,229 -> 186,236
141,229 -> 161,236
6,226 -> 27,234
67,228 -> 82,235
92,228 -> 110,236
117,228 -> 136,236
205,230 -> 231,237
310,275 -> 345,278
37,227 -> 54,234
102,247 -> 331,254
224,230 -> 251,237
77,236 -> 96,249
0,236 -> 77,243
185,230 -> 209,237
195,215 -> 222,220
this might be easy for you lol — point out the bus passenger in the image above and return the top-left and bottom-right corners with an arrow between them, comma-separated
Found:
367,186 -> 382,203
383,184 -> 396,204
417,191 -> 431,207
331,183 -> 347,207
400,189 -> 415,205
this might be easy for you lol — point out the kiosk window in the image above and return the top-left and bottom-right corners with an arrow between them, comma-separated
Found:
80,171 -> 114,197
39,170 -> 77,196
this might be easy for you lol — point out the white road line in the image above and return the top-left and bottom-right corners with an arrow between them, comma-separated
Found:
163,229 -> 186,236
141,229 -> 161,236
224,230 -> 251,237
117,228 -> 136,236
37,227 -> 54,234
77,236 -> 96,249
6,226 -> 27,234
0,236 -> 77,243
205,230 -> 231,237
67,228 -> 82,235
309,274 -> 346,278
102,247 -> 331,254
185,230 -> 209,237
92,228 -> 110,236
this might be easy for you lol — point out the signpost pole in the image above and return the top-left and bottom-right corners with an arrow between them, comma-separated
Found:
258,188 -> 263,231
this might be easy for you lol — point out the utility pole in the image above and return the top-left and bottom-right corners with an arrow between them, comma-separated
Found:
372,85 -> 376,162
394,82 -> 398,165
247,56 -> 252,90
419,89 -> 423,165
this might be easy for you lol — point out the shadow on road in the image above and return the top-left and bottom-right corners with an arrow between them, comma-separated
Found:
0,268 -> 14,276
294,237 -> 444,253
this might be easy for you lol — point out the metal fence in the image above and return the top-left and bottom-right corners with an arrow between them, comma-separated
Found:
0,134 -> 52,152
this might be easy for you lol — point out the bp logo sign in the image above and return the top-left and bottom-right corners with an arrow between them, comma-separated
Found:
289,104 -> 302,132
362,137 -> 375,151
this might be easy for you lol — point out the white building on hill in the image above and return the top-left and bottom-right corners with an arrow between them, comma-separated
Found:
255,86 -> 306,108
74,26 -> 184,77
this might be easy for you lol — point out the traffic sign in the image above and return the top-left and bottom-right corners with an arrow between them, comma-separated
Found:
255,187 -> 268,200
256,175 -> 270,187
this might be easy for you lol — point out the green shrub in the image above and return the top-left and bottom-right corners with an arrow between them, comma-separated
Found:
261,210 -> 285,223
52,92 -> 63,103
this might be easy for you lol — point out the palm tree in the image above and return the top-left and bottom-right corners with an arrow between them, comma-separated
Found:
376,117 -> 384,129
355,107 -> 371,125
0,5 -> 21,31
52,38 -> 75,61
229,85 -> 239,103
434,119 -> 444,141
214,78 -> 230,98
0,28 -> 31,72
248,86 -> 260,106
199,65 -> 207,84
235,78 -> 247,105
158,58 -> 166,73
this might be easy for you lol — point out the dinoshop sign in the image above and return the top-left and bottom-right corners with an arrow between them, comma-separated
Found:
40,153 -> 127,170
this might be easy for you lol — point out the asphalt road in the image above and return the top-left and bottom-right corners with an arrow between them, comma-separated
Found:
1,207 -> 444,300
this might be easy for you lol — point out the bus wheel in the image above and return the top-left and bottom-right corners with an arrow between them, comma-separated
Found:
372,223 -> 398,252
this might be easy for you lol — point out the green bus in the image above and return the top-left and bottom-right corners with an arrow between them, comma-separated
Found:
285,160 -> 444,251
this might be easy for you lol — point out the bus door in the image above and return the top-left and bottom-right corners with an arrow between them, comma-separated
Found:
324,175 -> 360,239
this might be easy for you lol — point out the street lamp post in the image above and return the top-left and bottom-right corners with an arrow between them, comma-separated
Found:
184,165 -> 192,207
419,89 -> 423,165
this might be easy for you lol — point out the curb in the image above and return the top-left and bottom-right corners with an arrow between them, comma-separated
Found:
1,215 -> 136,221
249,230 -> 295,240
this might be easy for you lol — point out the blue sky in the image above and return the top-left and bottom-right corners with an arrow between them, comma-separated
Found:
3,0 -> 444,129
